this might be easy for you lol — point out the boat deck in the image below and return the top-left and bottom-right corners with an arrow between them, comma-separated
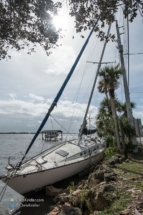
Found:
18,138 -> 100,175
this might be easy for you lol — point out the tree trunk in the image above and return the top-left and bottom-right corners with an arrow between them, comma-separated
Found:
119,119 -> 128,158
109,89 -> 121,150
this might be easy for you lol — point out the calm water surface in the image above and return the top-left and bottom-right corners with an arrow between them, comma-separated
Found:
0,133 -> 77,215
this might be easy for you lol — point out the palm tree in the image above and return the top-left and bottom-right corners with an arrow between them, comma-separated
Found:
98,80 -> 109,99
96,97 -> 119,144
98,64 -> 123,150
99,97 -> 112,116
117,101 -> 136,117
96,110 -> 115,138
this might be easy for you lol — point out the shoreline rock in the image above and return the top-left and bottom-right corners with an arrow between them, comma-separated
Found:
46,185 -> 62,196
46,153 -> 143,215
47,158 -> 119,214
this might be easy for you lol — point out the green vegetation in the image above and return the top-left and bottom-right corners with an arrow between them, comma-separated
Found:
97,64 -> 123,150
79,188 -> 86,208
96,64 -> 136,156
1,1 -> 143,60
69,0 -> 143,41
67,181 -> 75,194
0,0 -> 61,59
102,190 -> 132,215
104,147 -> 117,158
48,154 -> 143,215
115,154 -> 143,190
99,154 -> 143,215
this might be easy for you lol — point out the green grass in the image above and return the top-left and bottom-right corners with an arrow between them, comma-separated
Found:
100,190 -> 132,215
99,153 -> 143,215
115,154 -> 143,190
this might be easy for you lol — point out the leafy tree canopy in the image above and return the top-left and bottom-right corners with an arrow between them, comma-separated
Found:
1,0 -> 143,60
69,0 -> 143,40
0,0 -> 62,60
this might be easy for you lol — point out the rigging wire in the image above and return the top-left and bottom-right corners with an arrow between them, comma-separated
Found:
92,90 -> 99,126
50,115 -> 54,131
0,167 -> 18,202
79,38 -> 100,107
54,58 -> 93,139
52,63 -> 87,139
70,72 -> 97,132
61,38 -> 99,135
78,66 -> 100,125
0,179 -> 10,202
87,79 -> 100,128
65,63 -> 89,136
45,33 -> 100,139
50,114 -> 76,138
65,36 -> 100,134
62,62 -> 91,140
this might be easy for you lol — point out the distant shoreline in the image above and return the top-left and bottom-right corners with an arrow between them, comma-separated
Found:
0,132 -> 35,134
0,132 -> 78,134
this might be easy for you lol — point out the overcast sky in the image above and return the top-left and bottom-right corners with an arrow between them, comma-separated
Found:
0,3 -> 143,133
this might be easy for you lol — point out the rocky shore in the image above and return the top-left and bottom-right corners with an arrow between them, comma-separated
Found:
45,154 -> 143,215
14,153 -> 143,215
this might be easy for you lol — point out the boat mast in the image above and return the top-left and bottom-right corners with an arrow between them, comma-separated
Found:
78,24 -> 111,145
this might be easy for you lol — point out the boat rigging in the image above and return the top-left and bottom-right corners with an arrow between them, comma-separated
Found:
0,17 -> 105,197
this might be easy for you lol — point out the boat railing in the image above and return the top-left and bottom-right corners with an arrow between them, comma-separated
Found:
20,156 -> 48,171
5,151 -> 25,171
5,151 -> 45,172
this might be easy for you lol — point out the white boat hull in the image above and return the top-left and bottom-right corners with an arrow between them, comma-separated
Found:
2,138 -> 104,195
5,152 -> 103,194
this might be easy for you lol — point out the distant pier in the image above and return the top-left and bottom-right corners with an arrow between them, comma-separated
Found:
41,130 -> 63,141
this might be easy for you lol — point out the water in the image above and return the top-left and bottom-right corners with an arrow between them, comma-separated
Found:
0,133 -> 77,215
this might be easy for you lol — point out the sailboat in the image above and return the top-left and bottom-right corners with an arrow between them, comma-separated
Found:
0,18 -> 108,195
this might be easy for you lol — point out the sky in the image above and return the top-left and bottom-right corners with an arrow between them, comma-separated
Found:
0,2 -> 143,133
